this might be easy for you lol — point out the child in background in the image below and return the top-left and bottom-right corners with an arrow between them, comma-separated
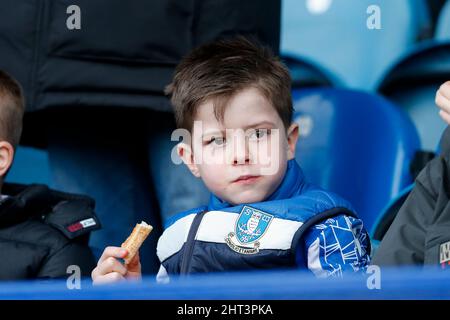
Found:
373,82 -> 450,268
0,70 -> 101,279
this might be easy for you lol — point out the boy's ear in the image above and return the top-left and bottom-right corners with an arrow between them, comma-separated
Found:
0,141 -> 14,177
177,142 -> 201,178
286,123 -> 299,160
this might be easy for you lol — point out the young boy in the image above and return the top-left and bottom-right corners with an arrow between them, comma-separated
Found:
92,37 -> 370,284
0,70 -> 101,279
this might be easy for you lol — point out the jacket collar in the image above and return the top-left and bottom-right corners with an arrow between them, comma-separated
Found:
0,184 -> 52,226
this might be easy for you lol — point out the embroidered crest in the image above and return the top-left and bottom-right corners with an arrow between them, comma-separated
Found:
225,206 -> 274,254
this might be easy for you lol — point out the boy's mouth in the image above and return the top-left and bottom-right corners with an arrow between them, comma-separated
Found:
232,175 -> 261,184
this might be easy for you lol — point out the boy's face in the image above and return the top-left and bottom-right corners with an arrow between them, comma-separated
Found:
179,87 -> 299,205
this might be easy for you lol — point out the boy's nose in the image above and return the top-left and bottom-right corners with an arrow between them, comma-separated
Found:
232,151 -> 250,165
229,133 -> 250,165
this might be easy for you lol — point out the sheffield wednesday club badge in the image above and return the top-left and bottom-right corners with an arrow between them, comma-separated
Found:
225,206 -> 274,254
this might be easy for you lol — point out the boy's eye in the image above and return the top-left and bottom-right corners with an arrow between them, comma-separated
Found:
249,128 -> 270,140
208,136 -> 226,146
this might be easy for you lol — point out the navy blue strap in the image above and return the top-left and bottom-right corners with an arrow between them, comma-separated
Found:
180,210 -> 207,275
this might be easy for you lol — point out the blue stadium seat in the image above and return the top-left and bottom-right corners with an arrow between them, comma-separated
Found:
1,268 -> 450,299
0,266 -> 450,298
377,41 -> 450,151
293,88 -> 420,231
436,0 -> 450,40
282,54 -> 342,88
6,146 -> 51,185
281,0 -> 431,90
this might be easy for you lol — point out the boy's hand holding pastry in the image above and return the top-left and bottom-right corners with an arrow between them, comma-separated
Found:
91,221 -> 152,285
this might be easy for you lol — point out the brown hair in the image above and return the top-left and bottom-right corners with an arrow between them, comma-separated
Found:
165,36 -> 293,132
0,70 -> 24,147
